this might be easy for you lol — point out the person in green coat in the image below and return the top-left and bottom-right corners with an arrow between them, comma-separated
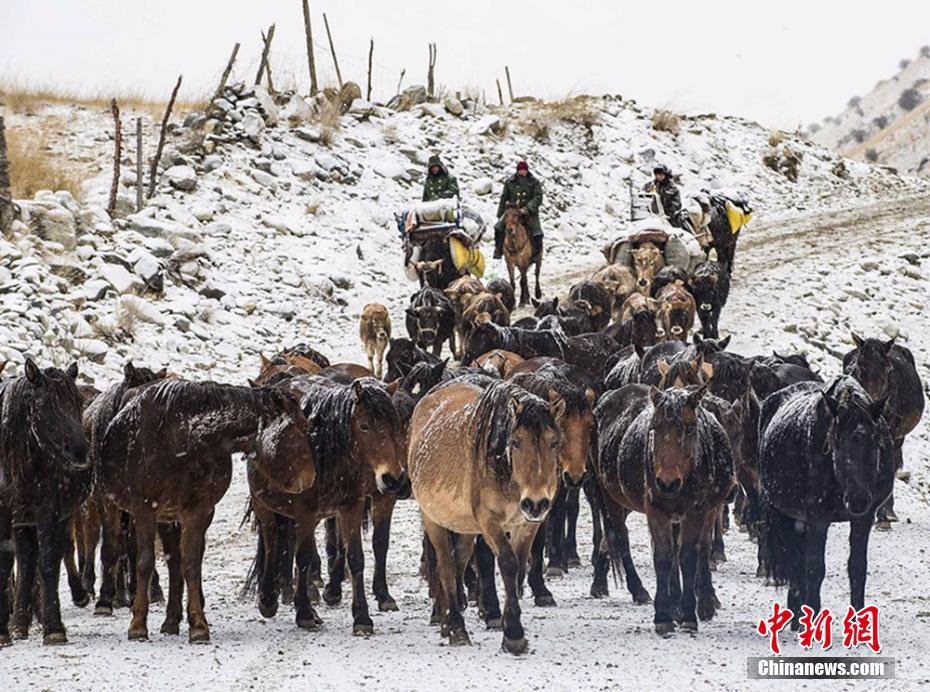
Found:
422,155 -> 460,202
494,160 -> 543,261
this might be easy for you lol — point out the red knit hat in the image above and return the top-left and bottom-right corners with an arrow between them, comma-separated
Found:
516,160 -> 529,171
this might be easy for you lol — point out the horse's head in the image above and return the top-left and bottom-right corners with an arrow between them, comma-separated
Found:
632,243 -> 664,294
657,355 -> 709,390
632,309 -> 659,349
24,359 -> 88,473
848,334 -> 895,402
646,386 -> 707,498
705,352 -> 751,403
507,393 -> 562,522
255,388 -> 317,494
821,379 -> 891,517
400,359 -> 448,399
351,378 -> 410,498
553,387 -> 596,487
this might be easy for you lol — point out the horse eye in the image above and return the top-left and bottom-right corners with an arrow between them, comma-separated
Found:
359,423 -> 371,432
551,439 -> 560,449
511,439 -> 522,450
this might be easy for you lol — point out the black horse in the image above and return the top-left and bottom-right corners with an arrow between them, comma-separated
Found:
759,377 -> 894,627
384,338 -> 443,382
0,360 -> 89,645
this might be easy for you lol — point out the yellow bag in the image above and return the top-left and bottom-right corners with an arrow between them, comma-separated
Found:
449,237 -> 485,278
725,201 -> 751,234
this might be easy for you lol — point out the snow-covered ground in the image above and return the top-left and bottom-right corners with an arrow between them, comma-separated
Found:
1,95 -> 929,690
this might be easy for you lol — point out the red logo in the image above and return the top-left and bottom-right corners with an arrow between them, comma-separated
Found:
756,603 -> 881,654
757,602 -> 794,654
842,605 -> 882,653
798,605 -> 833,650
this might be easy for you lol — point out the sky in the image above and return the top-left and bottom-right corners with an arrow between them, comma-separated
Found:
3,0 -> 930,129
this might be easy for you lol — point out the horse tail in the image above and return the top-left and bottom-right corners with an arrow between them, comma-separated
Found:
587,477 -> 625,586
239,524 -> 263,600
238,498 -> 255,531
760,496 -> 803,587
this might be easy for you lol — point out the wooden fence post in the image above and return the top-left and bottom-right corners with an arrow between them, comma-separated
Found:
0,116 -> 14,234
396,68 -> 406,96
135,118 -> 143,212
496,79 -> 504,106
323,13 -> 343,87
367,37 -> 374,101
301,0 -> 319,95
107,100 -> 122,218
505,66 -> 514,102
147,75 -> 183,199
427,43 -> 437,99
214,43 -> 240,101
255,24 -> 276,86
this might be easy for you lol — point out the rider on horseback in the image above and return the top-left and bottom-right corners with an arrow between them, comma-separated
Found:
494,160 -> 543,261
646,164 -> 683,228
422,155 -> 460,202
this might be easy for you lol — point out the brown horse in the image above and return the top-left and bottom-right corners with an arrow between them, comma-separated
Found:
474,349 -> 525,378
502,205 -> 542,306
255,352 -> 322,385
0,360 -> 89,646
408,380 -> 563,653
631,242 -> 665,296
444,275 -> 486,359
248,376 -> 408,634
98,379 -> 315,642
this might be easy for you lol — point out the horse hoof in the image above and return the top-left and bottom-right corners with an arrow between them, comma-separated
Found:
72,592 -> 90,609
875,520 -> 892,532
485,616 -> 503,630
429,612 -> 441,626
698,603 -> 716,622
94,604 -> 113,617
322,587 -> 342,607
502,636 -> 529,655
448,629 -> 471,646
378,598 -> 399,612
590,583 -> 609,599
43,631 -> 68,646
713,595 -> 721,609
655,622 -> 675,637
712,551 -> 727,564
567,556 -> 582,568
680,621 -> 699,634
160,620 -> 181,636
353,623 -> 374,637
632,589 -> 652,605
128,626 -> 149,641
259,601 -> 278,619
11,626 -> 28,640
545,566 -> 566,579
755,564 -> 768,579
188,627 -> 210,644
534,594 -> 557,608
0,633 -> 11,647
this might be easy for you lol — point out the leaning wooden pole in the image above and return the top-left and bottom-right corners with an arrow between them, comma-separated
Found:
215,43 -> 240,100
367,37 -> 374,101
505,66 -> 514,102
496,79 -> 504,106
147,74 -> 182,199
301,0 -> 319,95
107,100 -> 122,218
255,24 -> 276,86
323,13 -> 343,87
427,43 -> 437,99
0,116 -> 14,234
135,118 -> 143,212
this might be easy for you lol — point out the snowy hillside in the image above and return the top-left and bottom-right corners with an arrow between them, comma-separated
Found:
810,48 -> 930,175
2,87 -> 928,387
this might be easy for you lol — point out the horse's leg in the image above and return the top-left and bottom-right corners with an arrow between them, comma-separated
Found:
423,517 -> 469,645
528,520 -> 556,607
0,509 -> 11,646
602,494 -> 650,604
802,520 -> 829,621
338,502 -> 373,635
63,517 -> 89,608
11,526 -> 37,639
545,485 -> 567,577
294,518 -> 323,630
277,515 -> 298,605
697,509 -> 720,622
35,515 -> 68,644
82,497 -> 102,596
94,503 -> 121,615
647,510 -> 676,636
451,534 -> 475,622
848,513 -> 875,610
534,255 -> 542,300
506,260 -> 516,293
370,494 -> 398,612
157,522 -> 184,635
710,505 -> 726,569
876,441 -> 902,527
180,513 -> 211,643
583,476 -> 603,568
668,523 -> 683,622
252,513 -> 277,617
322,516 -> 344,606
127,512 -> 156,641
484,521 -> 535,654
565,487 -> 581,566
519,267 -> 529,308
473,536 -> 501,628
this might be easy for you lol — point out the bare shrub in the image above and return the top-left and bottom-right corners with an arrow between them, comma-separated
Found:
763,144 -> 803,182
312,96 -> 342,148
872,115 -> 889,130
899,59 -> 911,70
651,109 -> 680,134
851,129 -> 867,144
7,127 -> 83,199
865,148 -> 879,162
898,88 -> 923,111
768,130 -> 786,147
847,95 -> 862,109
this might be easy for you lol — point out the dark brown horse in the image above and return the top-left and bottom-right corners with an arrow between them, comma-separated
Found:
98,379 -> 315,642
248,376 -> 409,635
0,360 -> 89,645
502,205 -> 542,306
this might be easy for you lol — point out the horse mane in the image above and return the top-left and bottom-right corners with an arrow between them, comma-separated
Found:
145,379 -> 285,429
510,372 -> 589,416
822,376 -> 874,416
301,377 -> 398,477
472,381 -> 555,480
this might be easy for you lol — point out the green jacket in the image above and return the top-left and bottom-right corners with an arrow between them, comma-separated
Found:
497,172 -> 543,236
422,156 -> 460,202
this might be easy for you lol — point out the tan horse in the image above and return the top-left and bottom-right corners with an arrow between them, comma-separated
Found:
408,380 -> 563,653
502,206 -> 542,306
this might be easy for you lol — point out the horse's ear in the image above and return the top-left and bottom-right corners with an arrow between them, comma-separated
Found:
692,332 -> 703,345
247,378 -> 259,388
820,391 -> 839,417
869,396 -> 888,421
260,353 -> 272,368
508,394 -> 524,419
24,358 -> 41,384
352,379 -> 365,400
67,362 -> 79,380
657,358 -> 670,377
123,361 -> 136,379
530,296 -> 540,308
882,338 -> 896,355
549,396 -> 566,422
851,333 -> 864,348
687,385 -> 707,409
385,378 -> 401,396
717,335 -> 731,350
585,388 -> 597,407
156,367 -> 169,379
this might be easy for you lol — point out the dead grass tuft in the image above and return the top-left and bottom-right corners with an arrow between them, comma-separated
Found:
519,95 -> 600,140
651,109 -> 680,134
313,96 -> 342,148
768,130 -> 786,148
7,127 -> 84,199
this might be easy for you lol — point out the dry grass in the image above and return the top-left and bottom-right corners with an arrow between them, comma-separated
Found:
6,127 -> 84,199
519,96 -> 600,140
651,109 -> 681,134
768,130 -> 786,147
313,96 -> 342,148
381,121 -> 400,144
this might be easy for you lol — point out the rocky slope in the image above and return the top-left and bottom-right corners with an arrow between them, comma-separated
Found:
3,84 -> 929,388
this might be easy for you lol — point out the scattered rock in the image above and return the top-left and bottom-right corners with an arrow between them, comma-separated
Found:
443,97 -> 464,117
473,178 -> 493,195
164,165 -> 197,192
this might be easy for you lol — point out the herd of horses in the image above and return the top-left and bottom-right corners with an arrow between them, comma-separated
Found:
0,218 -> 925,655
